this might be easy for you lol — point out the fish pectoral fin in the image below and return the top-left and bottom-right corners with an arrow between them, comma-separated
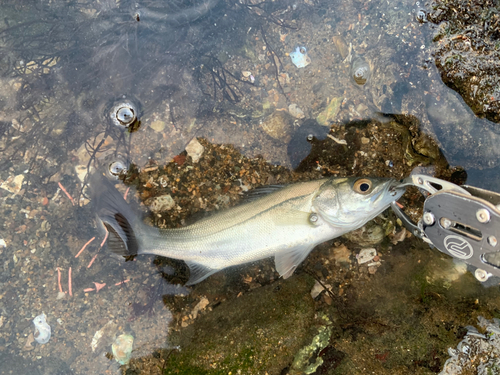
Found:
272,209 -> 312,227
185,261 -> 219,285
274,244 -> 315,279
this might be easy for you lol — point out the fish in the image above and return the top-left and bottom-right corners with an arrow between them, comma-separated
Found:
91,173 -> 405,285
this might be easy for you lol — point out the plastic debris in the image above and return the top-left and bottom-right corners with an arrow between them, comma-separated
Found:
290,47 -> 311,68
33,313 -> 51,344
91,320 -> 118,353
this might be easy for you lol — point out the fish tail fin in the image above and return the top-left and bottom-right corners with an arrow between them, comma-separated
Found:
90,172 -> 143,257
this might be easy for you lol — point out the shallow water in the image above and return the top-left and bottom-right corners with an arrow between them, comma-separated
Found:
0,0 -> 499,374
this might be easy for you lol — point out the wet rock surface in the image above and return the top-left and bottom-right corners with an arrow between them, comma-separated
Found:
429,0 -> 500,123
163,275 -> 316,374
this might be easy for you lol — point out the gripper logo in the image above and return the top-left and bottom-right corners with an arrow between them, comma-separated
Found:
443,235 -> 473,259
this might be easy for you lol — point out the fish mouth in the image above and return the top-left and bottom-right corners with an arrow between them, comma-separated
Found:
385,179 -> 406,200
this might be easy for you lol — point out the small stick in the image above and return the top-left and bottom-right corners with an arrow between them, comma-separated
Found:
57,267 -> 63,293
100,227 -> 109,248
68,267 -> 73,297
75,237 -> 95,258
87,252 -> 99,268
58,182 -> 75,205
115,279 -> 130,286
123,187 -> 130,200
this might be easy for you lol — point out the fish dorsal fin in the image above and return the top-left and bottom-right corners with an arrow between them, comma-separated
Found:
185,260 -> 219,285
274,244 -> 315,279
240,184 -> 286,202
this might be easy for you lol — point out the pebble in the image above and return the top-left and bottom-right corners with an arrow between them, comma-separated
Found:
185,138 -> 205,163
357,248 -> 377,264
288,104 -> 305,119
150,120 -> 166,132
0,174 -> 24,194
310,281 -> 326,298
149,195 -> 175,213
191,296 -> 209,320
260,111 -> 294,142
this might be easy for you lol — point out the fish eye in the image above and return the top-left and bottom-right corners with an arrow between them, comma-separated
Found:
353,178 -> 372,194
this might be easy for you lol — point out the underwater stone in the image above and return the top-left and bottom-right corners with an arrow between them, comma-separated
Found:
343,222 -> 385,246
185,138 -> 204,163
440,316 -> 500,374
112,334 -> 134,365
316,97 -> 342,126
261,111 -> 294,142
289,313 -> 332,374
149,194 -> 175,213
290,47 -> 311,68
288,103 -> 305,119
33,313 -> 51,344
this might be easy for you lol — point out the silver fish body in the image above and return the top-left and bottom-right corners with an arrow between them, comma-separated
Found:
92,174 -> 404,284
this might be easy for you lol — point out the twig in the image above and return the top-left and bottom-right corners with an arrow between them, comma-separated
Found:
58,182 -> 75,205
57,267 -> 63,293
68,267 -> 73,297
75,236 -> 95,258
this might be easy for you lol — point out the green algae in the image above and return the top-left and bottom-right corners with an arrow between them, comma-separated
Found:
164,275 -> 316,374
289,313 -> 332,374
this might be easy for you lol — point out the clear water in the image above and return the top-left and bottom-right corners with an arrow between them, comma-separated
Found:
0,0 -> 499,373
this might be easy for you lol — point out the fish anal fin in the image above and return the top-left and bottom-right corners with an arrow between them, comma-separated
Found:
185,261 -> 219,285
274,244 -> 315,279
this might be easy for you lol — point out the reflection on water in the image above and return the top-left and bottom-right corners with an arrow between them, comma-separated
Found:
0,0 -> 499,373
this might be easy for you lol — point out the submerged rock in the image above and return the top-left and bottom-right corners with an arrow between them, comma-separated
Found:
440,316 -> 500,374
429,0 -> 500,123
166,275 -> 316,373
260,111 -> 294,142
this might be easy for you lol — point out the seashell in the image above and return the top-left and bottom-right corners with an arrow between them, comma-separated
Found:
413,5 -> 428,23
112,334 -> 134,365
350,56 -> 370,85
107,157 -> 129,180
33,313 -> 51,344
106,96 -> 141,130
289,46 -> 311,68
